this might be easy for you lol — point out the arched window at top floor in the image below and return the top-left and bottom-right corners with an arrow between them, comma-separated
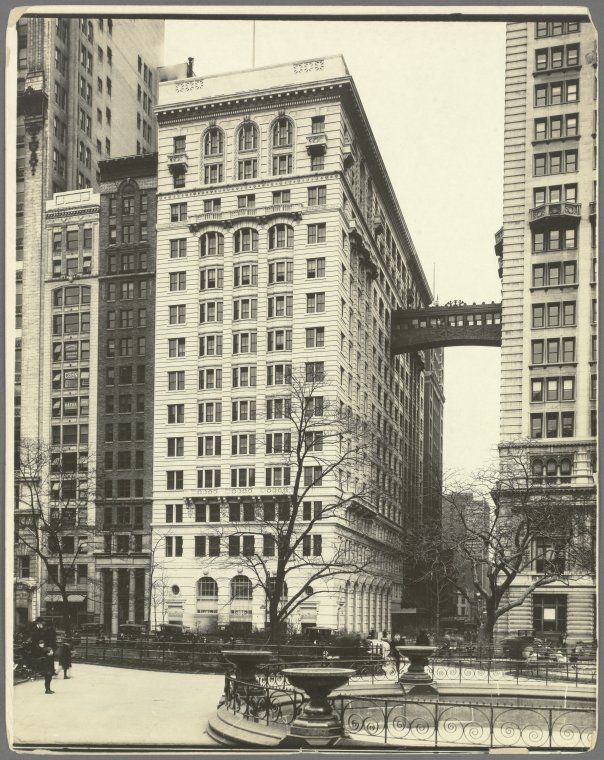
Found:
272,117 -> 293,148
238,122 -> 258,152
204,127 -> 224,156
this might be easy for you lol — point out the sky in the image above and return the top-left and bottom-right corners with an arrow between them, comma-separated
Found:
164,20 -> 506,479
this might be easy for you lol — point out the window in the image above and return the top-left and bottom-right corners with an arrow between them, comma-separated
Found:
305,361 -> 325,382
233,264 -> 257,287
199,334 -> 223,356
166,471 -> 184,490
174,135 -> 186,153
272,154 -> 292,175
168,404 -> 184,424
200,232 -> 224,257
307,258 -> 326,279
272,117 -> 293,147
233,298 -> 258,321
200,267 -> 224,290
238,123 -> 258,151
234,228 -> 258,253
231,434 -> 256,455
198,435 -> 222,456
268,261 -> 293,284
232,399 -> 256,421
311,115 -> 325,134
237,159 -> 257,180
170,272 -> 186,291
169,305 -> 186,324
170,203 -> 187,222
204,127 -> 224,156
265,466 -> 291,486
268,224 -> 294,250
170,239 -> 187,258
307,223 -> 326,244
267,295 -> 292,318
303,535 -> 323,556
198,402 -> 222,423
168,371 -> 185,390
308,186 -> 327,205
303,466 -> 323,487
199,301 -> 223,323
231,575 -> 253,600
230,468 -> 255,487
306,327 -> 325,348
306,292 -> 326,313
311,155 -> 324,171
197,469 -> 221,488
232,365 -> 257,388
267,329 -> 292,352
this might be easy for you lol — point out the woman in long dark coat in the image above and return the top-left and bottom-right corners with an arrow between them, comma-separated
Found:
58,642 -> 72,678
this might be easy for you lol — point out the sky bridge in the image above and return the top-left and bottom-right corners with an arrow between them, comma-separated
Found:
391,301 -> 502,353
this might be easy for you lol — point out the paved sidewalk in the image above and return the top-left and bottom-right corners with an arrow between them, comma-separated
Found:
11,664 -> 223,749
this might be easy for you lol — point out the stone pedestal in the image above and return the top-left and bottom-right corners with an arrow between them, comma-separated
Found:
396,645 -> 439,695
283,667 -> 355,746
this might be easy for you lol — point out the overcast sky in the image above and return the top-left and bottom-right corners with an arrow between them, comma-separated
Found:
164,20 -> 506,480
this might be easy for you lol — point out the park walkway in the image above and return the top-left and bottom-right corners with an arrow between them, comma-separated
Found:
11,664 -> 223,750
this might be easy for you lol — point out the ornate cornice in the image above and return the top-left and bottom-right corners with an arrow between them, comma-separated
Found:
45,206 -> 100,220
156,81 -> 349,126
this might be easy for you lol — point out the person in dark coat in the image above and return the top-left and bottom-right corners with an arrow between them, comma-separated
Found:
57,642 -> 72,679
41,646 -> 55,694
416,630 -> 431,646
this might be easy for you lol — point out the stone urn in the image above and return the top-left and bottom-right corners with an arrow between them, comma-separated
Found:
283,667 -> 355,745
221,649 -> 273,684
396,645 -> 439,695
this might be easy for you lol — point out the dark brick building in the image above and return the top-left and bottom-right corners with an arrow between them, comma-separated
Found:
95,153 -> 157,633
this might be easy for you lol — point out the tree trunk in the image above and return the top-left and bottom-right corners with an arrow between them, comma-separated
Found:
61,589 -> 72,636
477,608 -> 496,657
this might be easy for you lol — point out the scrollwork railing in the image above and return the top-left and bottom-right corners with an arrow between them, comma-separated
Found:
330,695 -> 595,749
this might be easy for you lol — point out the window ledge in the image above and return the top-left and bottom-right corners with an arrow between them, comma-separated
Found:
530,284 -> 578,292
533,64 -> 582,77
529,362 -> 578,370
532,134 -> 581,146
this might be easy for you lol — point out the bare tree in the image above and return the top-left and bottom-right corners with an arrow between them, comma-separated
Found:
207,368 -> 378,643
15,438 -> 97,635
404,444 -> 595,645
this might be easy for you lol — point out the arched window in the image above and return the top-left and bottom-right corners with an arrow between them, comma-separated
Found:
532,459 -> 544,483
559,458 -> 572,483
197,577 -> 218,598
234,228 -> 258,253
546,458 -> 558,482
231,575 -> 253,600
204,127 -> 224,156
272,117 -> 292,148
200,232 -> 224,257
238,123 -> 258,152
268,224 -> 294,250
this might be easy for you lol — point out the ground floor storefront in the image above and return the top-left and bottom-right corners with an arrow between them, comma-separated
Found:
493,581 -> 596,647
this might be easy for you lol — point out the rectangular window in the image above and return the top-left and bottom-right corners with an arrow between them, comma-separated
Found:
307,223 -> 326,244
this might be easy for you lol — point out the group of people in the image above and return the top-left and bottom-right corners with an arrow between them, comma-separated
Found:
18,619 -> 73,693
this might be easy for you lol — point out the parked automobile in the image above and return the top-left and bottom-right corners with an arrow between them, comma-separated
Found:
155,624 -> 187,642
118,623 -> 148,641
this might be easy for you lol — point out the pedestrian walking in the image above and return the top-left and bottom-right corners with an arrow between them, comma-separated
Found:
41,646 -> 55,694
58,641 -> 72,679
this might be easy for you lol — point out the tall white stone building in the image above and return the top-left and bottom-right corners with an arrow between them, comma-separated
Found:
495,18 -> 597,644
152,56 -> 439,635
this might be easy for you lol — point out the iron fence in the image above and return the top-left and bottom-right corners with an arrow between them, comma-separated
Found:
223,674 -> 304,726
222,672 -> 595,749
330,694 -> 595,749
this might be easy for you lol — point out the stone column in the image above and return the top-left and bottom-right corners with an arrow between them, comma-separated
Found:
144,570 -> 150,628
96,571 -> 104,627
128,570 -> 136,623
111,569 -> 119,636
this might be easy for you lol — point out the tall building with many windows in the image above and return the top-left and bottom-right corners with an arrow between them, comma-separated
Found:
95,154 -> 158,634
151,56 -> 439,635
495,18 -> 597,644
14,15 -> 163,626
